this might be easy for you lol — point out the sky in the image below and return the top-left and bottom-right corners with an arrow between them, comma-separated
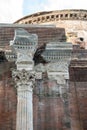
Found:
0,0 -> 87,23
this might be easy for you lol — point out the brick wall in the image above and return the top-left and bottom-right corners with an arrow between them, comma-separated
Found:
0,25 -> 66,49
0,60 -> 16,130
69,49 -> 87,130
33,78 -> 64,130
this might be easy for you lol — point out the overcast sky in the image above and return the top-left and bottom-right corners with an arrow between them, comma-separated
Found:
0,0 -> 87,23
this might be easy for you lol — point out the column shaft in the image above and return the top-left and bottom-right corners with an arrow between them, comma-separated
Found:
16,85 -> 33,130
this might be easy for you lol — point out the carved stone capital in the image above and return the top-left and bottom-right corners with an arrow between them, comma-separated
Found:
12,69 -> 35,88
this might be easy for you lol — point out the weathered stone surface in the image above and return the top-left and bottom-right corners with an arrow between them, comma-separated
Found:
11,29 -> 37,130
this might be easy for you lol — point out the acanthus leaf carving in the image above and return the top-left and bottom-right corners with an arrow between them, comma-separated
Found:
12,69 -> 35,87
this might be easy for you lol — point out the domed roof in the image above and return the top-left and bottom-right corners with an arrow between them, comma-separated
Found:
14,9 -> 87,24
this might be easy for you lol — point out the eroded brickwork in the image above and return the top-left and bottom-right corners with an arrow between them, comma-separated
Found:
69,48 -> 87,130
33,72 -> 70,130
0,58 -> 16,130
0,25 -> 66,49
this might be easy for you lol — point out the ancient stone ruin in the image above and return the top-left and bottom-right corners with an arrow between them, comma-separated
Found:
0,9 -> 87,130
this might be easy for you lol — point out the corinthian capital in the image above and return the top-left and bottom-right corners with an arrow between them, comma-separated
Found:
12,69 -> 35,86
